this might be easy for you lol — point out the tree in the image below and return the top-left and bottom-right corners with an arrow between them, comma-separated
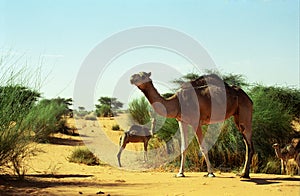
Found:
95,97 -> 123,117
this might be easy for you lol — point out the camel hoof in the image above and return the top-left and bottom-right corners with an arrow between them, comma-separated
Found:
204,173 -> 215,178
175,173 -> 185,178
239,173 -> 250,179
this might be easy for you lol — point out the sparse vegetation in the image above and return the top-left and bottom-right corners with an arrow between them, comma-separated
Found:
1,57 -> 299,178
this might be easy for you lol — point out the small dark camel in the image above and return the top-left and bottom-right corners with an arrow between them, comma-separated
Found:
117,118 -> 156,167
130,72 -> 253,178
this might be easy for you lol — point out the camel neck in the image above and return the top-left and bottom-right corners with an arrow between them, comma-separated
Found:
139,81 -> 179,118
274,148 -> 282,158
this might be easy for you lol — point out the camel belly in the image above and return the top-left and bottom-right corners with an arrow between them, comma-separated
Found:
125,136 -> 150,143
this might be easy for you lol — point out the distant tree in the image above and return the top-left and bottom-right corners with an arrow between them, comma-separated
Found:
78,106 -> 86,111
95,97 -> 123,117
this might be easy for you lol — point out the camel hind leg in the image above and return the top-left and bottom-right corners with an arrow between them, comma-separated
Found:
195,125 -> 214,177
234,113 -> 254,178
143,139 -> 149,162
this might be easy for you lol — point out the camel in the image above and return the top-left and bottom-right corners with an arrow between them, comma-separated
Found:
117,118 -> 156,167
272,139 -> 300,175
130,72 -> 253,178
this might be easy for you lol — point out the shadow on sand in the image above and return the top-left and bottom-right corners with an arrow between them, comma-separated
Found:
241,177 -> 300,185
48,136 -> 85,146
0,174 -> 149,196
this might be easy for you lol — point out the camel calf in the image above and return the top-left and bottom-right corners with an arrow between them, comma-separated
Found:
117,119 -> 156,167
272,138 -> 300,175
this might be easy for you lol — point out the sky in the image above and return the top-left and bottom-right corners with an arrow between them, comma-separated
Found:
0,0 -> 299,110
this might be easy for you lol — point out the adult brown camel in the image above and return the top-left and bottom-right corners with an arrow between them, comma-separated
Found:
130,72 -> 253,178
117,118 -> 156,167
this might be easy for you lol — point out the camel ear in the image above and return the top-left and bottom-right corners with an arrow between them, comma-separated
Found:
147,72 -> 151,77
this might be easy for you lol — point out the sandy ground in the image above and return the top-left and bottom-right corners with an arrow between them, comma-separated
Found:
1,117 -> 300,196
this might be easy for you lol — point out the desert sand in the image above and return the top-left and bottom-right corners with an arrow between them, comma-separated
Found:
1,117 -> 299,196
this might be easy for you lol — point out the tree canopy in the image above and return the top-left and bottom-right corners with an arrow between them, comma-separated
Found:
95,97 -> 123,117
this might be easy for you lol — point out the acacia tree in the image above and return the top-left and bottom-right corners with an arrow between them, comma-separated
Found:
95,97 -> 123,117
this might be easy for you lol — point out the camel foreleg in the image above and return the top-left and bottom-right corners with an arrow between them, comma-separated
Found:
176,121 -> 188,177
117,135 -> 127,167
117,146 -> 124,167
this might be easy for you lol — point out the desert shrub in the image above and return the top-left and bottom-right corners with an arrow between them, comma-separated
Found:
128,97 -> 151,125
261,158 -> 281,174
0,61 -> 73,177
112,124 -> 120,131
23,99 -> 69,142
68,148 -> 100,165
84,113 -> 97,121
0,64 -> 40,178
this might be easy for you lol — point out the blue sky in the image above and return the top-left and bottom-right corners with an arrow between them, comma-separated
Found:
0,0 -> 299,109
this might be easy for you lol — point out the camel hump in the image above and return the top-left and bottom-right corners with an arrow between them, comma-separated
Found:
181,74 -> 227,89
181,74 -> 225,89
126,125 -> 151,136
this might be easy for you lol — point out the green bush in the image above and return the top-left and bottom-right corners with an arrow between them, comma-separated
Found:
23,99 -> 69,142
0,61 -> 73,177
68,148 -> 100,165
128,97 -> 151,125
250,86 -> 294,163
0,64 -> 40,178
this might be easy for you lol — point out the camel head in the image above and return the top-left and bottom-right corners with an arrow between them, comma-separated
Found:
272,143 -> 280,149
130,72 -> 152,87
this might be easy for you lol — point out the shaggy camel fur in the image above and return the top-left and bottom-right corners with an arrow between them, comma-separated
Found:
130,72 -> 253,178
